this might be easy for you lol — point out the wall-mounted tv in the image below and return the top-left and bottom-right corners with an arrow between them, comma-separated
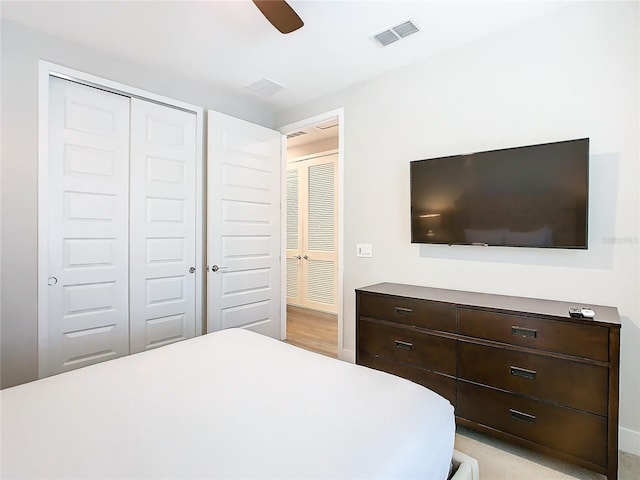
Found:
410,138 -> 589,249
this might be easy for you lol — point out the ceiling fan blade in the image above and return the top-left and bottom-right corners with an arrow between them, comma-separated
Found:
252,0 -> 304,34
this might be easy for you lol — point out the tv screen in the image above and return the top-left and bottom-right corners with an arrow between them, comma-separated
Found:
410,138 -> 589,249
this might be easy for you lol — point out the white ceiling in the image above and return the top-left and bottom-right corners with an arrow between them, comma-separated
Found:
1,0 -> 576,114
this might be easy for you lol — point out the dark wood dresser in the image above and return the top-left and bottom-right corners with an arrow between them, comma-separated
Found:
356,282 -> 621,480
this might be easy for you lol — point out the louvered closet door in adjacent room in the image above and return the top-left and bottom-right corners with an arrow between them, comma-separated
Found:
287,153 -> 338,314
286,168 -> 302,305
44,77 -> 131,376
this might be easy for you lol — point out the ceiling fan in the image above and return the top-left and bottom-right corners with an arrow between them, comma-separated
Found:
252,0 -> 304,34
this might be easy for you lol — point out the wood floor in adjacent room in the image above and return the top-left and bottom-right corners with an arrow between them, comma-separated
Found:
285,305 -> 338,358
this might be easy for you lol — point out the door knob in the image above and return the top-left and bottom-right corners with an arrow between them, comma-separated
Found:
47,277 -> 58,286
210,265 -> 227,272
303,254 -> 309,260
189,267 -> 196,274
295,255 -> 301,260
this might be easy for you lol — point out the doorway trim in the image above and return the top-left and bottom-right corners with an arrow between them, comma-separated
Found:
37,61 -> 204,376
278,108 -> 346,360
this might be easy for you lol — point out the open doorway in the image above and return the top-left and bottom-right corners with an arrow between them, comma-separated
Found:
283,115 -> 340,358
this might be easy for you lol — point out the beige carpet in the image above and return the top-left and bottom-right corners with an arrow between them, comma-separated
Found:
455,426 -> 640,480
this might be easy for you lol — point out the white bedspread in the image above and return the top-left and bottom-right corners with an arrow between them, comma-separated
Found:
1,328 -> 455,479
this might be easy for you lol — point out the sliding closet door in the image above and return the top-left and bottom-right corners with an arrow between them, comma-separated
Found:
129,99 -> 197,353
44,77 -> 131,376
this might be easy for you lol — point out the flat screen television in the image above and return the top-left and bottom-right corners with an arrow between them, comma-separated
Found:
410,138 -> 589,248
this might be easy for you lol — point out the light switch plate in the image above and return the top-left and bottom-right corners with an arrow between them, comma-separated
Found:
356,244 -> 373,257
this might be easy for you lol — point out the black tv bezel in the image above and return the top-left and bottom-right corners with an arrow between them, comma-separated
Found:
409,138 -> 590,249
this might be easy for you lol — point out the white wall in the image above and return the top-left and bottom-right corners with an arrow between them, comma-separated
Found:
287,137 -> 339,161
0,20 -> 275,388
277,1 -> 640,455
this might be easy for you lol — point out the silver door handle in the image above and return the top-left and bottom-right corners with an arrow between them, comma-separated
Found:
210,265 -> 228,272
48,277 -> 58,286
189,267 -> 196,274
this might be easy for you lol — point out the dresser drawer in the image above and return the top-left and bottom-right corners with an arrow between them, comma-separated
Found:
358,319 -> 457,376
458,381 -> 607,467
458,342 -> 608,415
458,309 -> 609,361
359,292 -> 456,332
359,352 -> 456,406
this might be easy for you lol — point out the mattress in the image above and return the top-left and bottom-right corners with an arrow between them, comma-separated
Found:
1,328 -> 455,479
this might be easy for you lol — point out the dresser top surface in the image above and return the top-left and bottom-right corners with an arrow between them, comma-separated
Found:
356,283 -> 621,327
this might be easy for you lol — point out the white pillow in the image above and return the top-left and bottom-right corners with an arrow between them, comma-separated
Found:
505,226 -> 552,247
464,228 -> 507,245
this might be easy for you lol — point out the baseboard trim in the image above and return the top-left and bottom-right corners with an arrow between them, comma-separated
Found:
339,348 -> 355,363
620,426 -> 640,456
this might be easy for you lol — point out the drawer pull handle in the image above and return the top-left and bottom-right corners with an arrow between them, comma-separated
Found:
510,366 -> 537,380
511,326 -> 537,338
395,340 -> 413,351
395,307 -> 413,315
510,409 -> 536,424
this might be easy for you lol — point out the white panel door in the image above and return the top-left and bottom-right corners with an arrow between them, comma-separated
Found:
207,111 -> 282,339
44,76 -> 130,376
129,99 -> 197,353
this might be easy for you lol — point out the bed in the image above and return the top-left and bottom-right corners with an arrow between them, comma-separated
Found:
1,328 -> 467,479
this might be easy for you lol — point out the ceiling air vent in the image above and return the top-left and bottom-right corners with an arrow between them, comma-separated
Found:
371,19 -> 419,47
245,78 -> 285,96
287,130 -> 308,139
393,20 -> 419,38
373,30 -> 400,47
